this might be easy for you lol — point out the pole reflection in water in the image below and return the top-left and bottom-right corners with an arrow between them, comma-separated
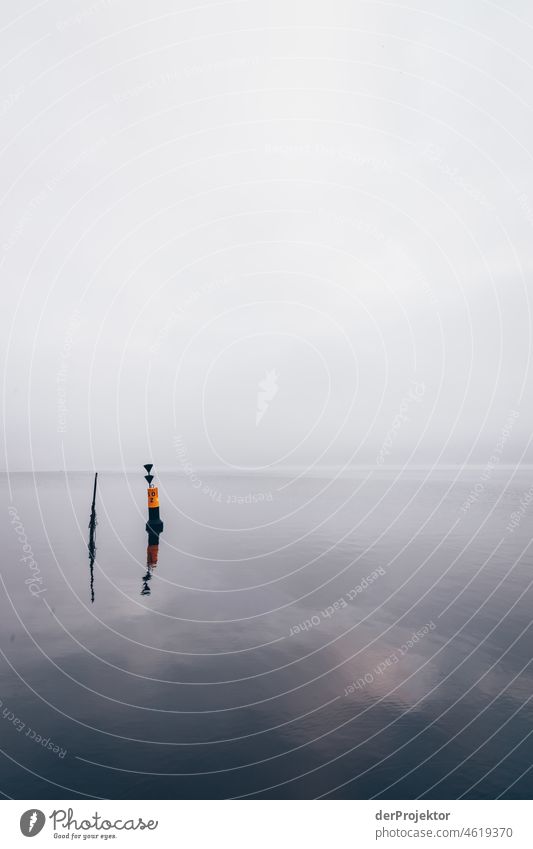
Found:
88,472 -> 98,603
141,527 -> 161,596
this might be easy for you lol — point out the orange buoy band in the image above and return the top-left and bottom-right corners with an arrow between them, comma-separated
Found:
147,487 -> 159,508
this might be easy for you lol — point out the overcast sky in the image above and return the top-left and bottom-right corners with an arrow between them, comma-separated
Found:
1,0 -> 532,472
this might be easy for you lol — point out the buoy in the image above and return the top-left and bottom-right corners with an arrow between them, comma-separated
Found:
144,464 -> 163,535
142,465 -> 163,595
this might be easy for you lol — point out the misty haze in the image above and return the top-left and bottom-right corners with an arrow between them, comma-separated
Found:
1,0 -> 532,805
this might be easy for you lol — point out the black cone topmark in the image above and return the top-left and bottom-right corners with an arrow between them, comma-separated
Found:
20,809 -> 46,836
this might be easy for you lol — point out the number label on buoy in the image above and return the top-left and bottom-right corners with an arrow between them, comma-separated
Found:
147,487 -> 159,508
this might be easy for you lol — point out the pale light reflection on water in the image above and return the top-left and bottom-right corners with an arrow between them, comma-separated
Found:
1,469 -> 532,799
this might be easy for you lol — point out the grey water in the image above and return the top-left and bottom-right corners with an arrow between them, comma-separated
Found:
1,469 -> 532,799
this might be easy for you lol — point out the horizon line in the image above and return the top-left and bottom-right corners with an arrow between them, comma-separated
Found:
2,463 -> 533,475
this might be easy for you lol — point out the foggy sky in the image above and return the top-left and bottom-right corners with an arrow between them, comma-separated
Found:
1,0 -> 532,472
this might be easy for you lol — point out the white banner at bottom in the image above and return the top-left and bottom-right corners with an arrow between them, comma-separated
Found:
0,799 -> 530,848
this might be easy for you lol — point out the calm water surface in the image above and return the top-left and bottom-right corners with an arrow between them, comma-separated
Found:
1,469 -> 532,799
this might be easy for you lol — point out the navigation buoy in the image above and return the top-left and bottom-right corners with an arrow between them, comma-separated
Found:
142,464 -> 163,595
145,473 -> 164,535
